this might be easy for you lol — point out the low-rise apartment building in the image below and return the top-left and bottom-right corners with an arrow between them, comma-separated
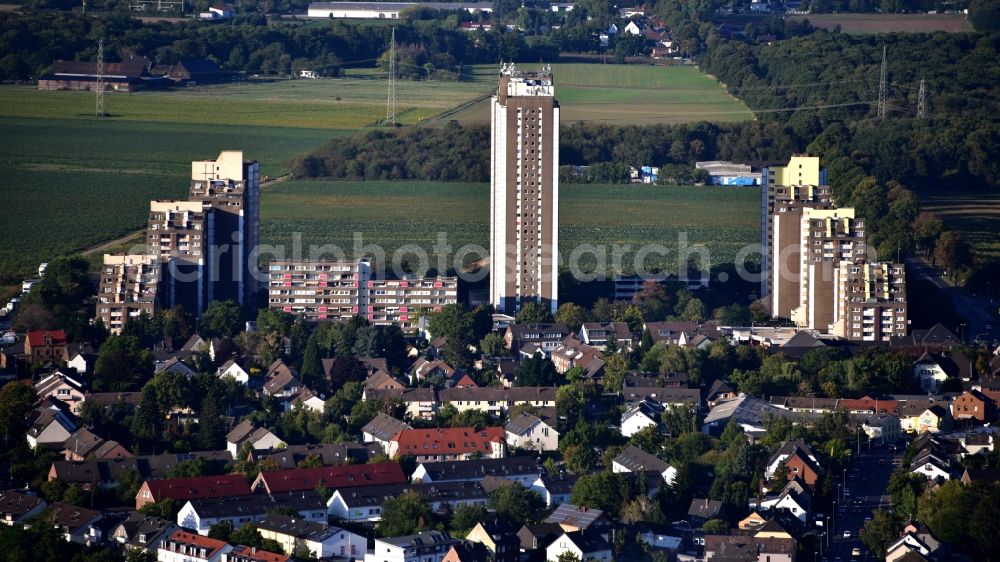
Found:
267,259 -> 456,330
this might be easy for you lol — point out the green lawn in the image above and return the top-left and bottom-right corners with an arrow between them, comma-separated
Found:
260,181 -> 760,274
449,63 -> 754,124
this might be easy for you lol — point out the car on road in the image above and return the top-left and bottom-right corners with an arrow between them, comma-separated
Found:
852,547 -> 862,557
843,530 -> 852,538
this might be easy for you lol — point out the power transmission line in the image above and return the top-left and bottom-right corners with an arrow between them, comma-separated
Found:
917,78 -> 927,119
96,39 -> 106,118
386,27 -> 396,127
877,45 -> 887,120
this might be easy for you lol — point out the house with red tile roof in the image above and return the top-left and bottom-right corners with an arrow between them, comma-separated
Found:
227,545 -> 290,562
157,530 -> 232,562
250,461 -> 406,494
135,473 -> 250,509
25,330 -> 69,366
387,427 -> 506,462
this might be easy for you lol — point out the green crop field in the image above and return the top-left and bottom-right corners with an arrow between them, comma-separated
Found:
0,77 -> 490,281
920,189 -> 1000,260
448,63 -> 754,125
260,181 -> 760,275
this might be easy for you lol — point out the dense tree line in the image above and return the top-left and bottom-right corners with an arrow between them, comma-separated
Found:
0,10 -> 543,81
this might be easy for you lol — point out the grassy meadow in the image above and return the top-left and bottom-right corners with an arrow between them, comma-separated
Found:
260,181 -> 761,274
449,63 -> 754,124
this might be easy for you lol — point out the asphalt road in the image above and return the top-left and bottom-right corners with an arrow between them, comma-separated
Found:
906,256 -> 997,344
819,441 -> 900,562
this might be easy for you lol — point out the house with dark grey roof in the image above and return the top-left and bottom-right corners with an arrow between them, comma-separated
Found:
247,442 -> 380,470
620,399 -> 664,438
529,474 -> 579,508
545,531 -> 612,562
687,498 -> 722,526
110,512 -> 179,555
177,495 -> 273,535
254,513 -> 366,559
611,445 -> 677,485
505,412 -> 559,451
410,456 -> 540,486
0,489 -> 47,525
361,413 -> 411,452
327,481 -> 489,522
225,420 -> 283,459
49,502 -> 103,545
370,531 -> 457,562
544,504 -> 606,532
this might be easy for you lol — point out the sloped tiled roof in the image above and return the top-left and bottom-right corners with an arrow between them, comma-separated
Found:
143,473 -> 250,503
253,461 -> 406,494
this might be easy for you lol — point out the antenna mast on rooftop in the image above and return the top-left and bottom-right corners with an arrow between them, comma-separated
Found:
877,45 -> 887,120
386,27 -> 397,126
96,39 -> 106,118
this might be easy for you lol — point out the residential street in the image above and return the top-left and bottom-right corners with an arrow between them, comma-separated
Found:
821,441 -> 900,562
906,256 -> 997,343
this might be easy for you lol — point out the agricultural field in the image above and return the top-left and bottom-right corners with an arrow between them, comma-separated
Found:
920,189 -> 1000,260
260,181 -> 761,275
0,76 -> 490,281
447,63 -> 754,125
788,13 -> 971,33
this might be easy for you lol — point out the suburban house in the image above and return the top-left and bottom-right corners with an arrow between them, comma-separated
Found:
247,442 -> 381,470
26,403 -> 77,449
24,329 -> 70,366
465,520 -> 520,562
250,462 -> 406,495
255,513 -> 366,559
781,449 -> 821,487
505,412 -> 559,451
330,482 -> 488,522
899,403 -> 950,434
545,531 -> 613,562
529,474 -> 579,508
61,427 -> 128,461
408,358 -> 457,385
110,512 -> 179,555
688,498 -> 723,526
364,531 -> 457,562
860,413 -> 903,444
611,445 -> 677,485
157,530 -> 233,562
386,427 -> 506,462
504,324 -> 571,356
705,379 -> 737,407
364,387 -> 438,420
0,489 -> 47,525
226,544 -> 289,562
438,387 -> 558,417
225,420 -> 284,459
411,456 -> 540,486
951,389 -> 993,423
176,495 -> 273,535
154,357 -> 196,378
362,413 -> 412,453
49,501 -> 102,545
620,399 -> 664,437
34,370 -> 87,413
578,322 -> 633,350
549,337 -> 604,377
544,504 -> 607,533
217,359 -> 251,384
442,542 -> 491,562
135,474 -> 251,509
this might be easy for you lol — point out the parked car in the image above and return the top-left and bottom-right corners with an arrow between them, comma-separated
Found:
843,530 -> 852,538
